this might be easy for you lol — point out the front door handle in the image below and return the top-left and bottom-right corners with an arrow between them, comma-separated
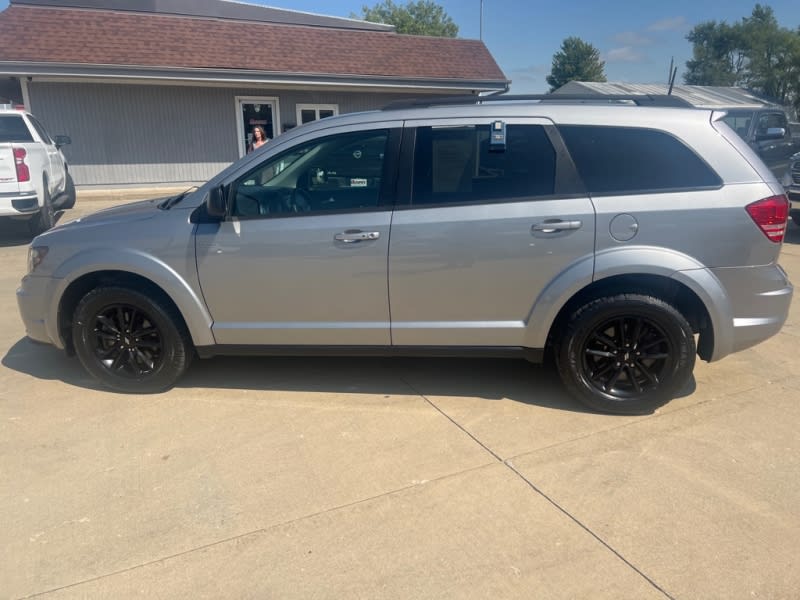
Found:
531,220 -> 583,234
334,230 -> 381,243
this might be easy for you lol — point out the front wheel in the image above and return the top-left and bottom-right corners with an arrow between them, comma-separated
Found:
72,286 -> 192,393
556,294 -> 696,414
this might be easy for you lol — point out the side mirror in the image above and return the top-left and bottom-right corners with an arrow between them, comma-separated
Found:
54,135 -> 71,148
205,186 -> 227,219
756,127 -> 785,141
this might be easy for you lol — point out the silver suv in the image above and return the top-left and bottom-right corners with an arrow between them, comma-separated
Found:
16,95 -> 794,414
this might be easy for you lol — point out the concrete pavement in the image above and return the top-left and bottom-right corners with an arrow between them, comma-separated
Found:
1,199 -> 799,599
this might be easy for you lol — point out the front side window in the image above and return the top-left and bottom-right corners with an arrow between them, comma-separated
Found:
756,112 -> 787,136
721,111 -> 753,139
231,129 -> 390,218
559,125 -> 722,195
412,124 -> 556,206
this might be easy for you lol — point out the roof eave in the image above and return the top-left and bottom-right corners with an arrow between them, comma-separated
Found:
0,61 -> 510,92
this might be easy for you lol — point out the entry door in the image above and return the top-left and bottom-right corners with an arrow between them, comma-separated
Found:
388,119 -> 595,347
195,124 -> 402,346
236,97 -> 279,157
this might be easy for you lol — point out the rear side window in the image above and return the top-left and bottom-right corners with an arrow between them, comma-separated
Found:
412,124 -> 556,206
559,125 -> 721,195
0,115 -> 34,143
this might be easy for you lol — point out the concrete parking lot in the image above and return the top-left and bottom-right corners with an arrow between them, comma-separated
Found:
2,197 -> 799,599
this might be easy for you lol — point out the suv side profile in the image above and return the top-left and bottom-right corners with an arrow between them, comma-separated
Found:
16,95 -> 793,414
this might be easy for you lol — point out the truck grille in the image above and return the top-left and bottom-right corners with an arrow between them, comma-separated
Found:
793,163 -> 800,185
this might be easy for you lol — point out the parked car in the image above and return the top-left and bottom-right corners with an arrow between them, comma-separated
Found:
16,95 -> 793,414
0,109 -> 75,234
782,150 -> 800,225
719,106 -> 800,183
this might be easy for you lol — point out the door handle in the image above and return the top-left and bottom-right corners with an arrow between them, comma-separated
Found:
334,230 -> 380,243
531,220 -> 583,234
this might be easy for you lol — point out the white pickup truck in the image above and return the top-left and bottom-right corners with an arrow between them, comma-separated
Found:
0,109 -> 75,234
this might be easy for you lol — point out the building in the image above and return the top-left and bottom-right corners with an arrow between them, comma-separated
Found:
554,81 -> 786,110
0,0 -> 508,187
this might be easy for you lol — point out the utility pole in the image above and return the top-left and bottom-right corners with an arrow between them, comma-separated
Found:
480,0 -> 484,40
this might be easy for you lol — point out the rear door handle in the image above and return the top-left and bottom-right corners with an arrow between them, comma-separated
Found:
531,220 -> 583,234
334,230 -> 380,243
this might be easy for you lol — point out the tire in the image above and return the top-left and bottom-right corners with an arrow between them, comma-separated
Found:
556,294 -> 696,415
72,286 -> 193,393
791,211 -> 800,228
61,172 -> 76,210
29,179 -> 55,235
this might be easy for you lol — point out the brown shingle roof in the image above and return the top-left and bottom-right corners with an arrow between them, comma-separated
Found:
0,5 -> 507,83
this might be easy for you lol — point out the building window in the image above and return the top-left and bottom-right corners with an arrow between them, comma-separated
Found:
296,104 -> 339,126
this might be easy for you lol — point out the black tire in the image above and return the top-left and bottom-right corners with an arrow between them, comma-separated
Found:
29,179 -> 55,235
61,172 -> 76,210
556,294 -> 696,415
72,286 -> 193,393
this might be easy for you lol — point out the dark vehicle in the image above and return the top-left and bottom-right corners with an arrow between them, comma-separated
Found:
720,107 -> 800,181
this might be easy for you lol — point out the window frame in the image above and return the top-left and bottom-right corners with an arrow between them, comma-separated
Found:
395,118 -> 583,211
225,125 -> 402,221
296,104 -> 340,127
26,114 -> 53,145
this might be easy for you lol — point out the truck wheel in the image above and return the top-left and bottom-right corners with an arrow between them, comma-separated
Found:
72,286 -> 193,393
556,294 -> 696,415
61,173 -> 76,209
28,181 -> 55,235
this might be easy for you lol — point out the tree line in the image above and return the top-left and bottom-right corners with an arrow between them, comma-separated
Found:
355,2 -> 799,113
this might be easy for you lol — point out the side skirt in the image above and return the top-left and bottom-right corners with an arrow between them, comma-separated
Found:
195,345 -> 544,363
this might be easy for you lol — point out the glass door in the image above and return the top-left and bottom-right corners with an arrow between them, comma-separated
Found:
236,97 -> 280,157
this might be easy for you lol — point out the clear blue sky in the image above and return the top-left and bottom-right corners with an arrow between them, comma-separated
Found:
1,0 -> 797,92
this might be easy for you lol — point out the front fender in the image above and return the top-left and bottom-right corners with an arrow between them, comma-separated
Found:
523,246 -> 734,361
46,247 -> 215,348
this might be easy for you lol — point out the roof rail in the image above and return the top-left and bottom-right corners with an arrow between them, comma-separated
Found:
383,93 -> 693,110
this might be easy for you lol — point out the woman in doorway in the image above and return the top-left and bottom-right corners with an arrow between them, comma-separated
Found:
250,126 -> 268,152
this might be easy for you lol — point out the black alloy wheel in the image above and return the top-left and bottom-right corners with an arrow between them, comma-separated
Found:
580,315 -> 672,399
557,294 -> 696,414
73,286 -> 192,392
89,303 -> 164,379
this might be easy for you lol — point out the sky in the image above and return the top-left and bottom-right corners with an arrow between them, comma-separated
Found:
1,0 -> 798,92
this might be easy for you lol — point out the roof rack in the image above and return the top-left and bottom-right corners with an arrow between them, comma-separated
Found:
383,93 -> 693,110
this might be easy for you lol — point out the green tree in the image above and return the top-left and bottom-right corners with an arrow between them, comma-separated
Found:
684,4 -> 800,113
354,0 -> 458,37
683,21 -> 747,86
546,37 -> 607,91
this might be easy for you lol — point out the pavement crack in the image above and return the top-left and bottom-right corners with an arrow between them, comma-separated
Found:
400,375 -> 675,600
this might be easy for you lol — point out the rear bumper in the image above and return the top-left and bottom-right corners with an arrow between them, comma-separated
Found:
711,263 -> 793,357
0,190 -> 39,216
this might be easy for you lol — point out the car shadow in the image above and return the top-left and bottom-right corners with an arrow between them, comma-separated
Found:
0,211 -> 67,247
3,337 -> 695,415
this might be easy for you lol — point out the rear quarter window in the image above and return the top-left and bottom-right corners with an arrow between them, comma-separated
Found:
558,125 -> 722,195
0,115 -> 34,143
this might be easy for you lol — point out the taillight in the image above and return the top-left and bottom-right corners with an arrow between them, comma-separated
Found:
746,195 -> 789,243
13,147 -> 30,182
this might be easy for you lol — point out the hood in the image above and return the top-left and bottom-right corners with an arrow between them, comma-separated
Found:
68,198 -> 167,226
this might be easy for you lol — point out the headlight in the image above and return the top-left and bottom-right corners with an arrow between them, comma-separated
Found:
27,246 -> 48,273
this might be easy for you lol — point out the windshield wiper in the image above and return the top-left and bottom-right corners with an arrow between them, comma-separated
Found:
159,186 -> 198,210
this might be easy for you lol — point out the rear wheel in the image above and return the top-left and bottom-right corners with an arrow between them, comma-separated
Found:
60,172 -> 76,209
556,294 -> 696,414
72,286 -> 192,393
29,180 -> 55,235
